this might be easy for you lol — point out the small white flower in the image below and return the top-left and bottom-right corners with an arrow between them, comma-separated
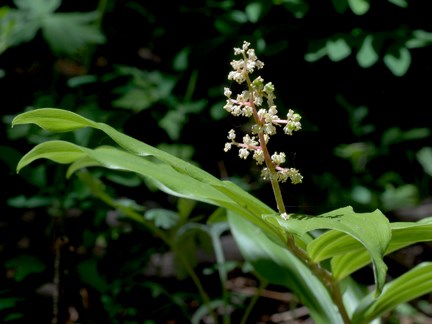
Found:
243,134 -> 258,146
243,106 -> 253,117
253,150 -> 265,164
257,109 -> 266,120
261,167 -> 270,180
224,143 -> 232,152
239,148 -> 250,159
268,106 -> 277,115
247,48 -> 257,61
253,95 -> 263,106
227,129 -> 236,140
289,168 -> 303,184
224,87 -> 232,98
264,123 -> 276,135
271,152 -> 286,165
242,41 -> 250,51
232,105 -> 242,116
255,60 -> 264,69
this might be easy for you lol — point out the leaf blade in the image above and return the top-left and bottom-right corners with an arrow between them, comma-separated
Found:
266,207 -> 391,295
228,212 -> 344,324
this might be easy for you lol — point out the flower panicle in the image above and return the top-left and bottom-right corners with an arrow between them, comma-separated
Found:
223,41 -> 303,187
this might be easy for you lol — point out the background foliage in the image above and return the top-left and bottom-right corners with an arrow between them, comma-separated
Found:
1,0 -> 432,322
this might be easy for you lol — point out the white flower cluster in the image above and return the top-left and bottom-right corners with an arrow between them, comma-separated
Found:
223,41 -> 303,185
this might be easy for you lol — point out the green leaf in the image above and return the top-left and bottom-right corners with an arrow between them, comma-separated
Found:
144,208 -> 180,229
357,35 -> 378,68
228,212 -> 344,324
383,46 -> 411,76
42,12 -> 105,55
5,255 -> 46,281
321,218 -> 432,283
14,0 -> 60,15
67,75 -> 98,88
305,47 -> 327,62
7,195 -> 52,208
245,1 -> 269,23
326,38 -> 351,61
113,69 -> 176,111
331,0 -> 349,13
76,259 -> 109,293
12,108 -> 97,132
381,184 -> 418,211
387,0 -> 407,8
112,88 -> 155,112
352,262 -> 432,324
267,206 -> 391,295
381,127 -> 430,146
13,108 -> 284,246
173,47 -> 190,72
174,223 -> 212,279
406,30 -> 432,49
16,140 -> 87,172
348,0 -> 370,15
417,147 -> 432,177
279,0 -> 309,18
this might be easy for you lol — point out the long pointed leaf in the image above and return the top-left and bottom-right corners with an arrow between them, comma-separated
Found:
264,207 -> 391,295
13,108 -> 285,244
328,217 -> 432,282
228,212 -> 344,324
352,262 -> 432,324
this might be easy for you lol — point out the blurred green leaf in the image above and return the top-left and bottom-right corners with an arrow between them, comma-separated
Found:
14,0 -> 60,14
7,195 -> 52,208
387,0 -> 408,8
384,46 -> 411,76
246,1 -> 269,23
279,0 -> 309,18
351,185 -> 372,205
331,0 -> 349,13
305,47 -> 327,62
173,47 -> 190,72
348,0 -> 370,15
334,142 -> 376,173
357,35 -> 378,68
67,75 -> 98,88
5,255 -> 46,281
406,30 -> 432,48
158,100 -> 206,140
416,147 -> 432,177
174,223 -> 212,279
145,208 -> 180,229
113,69 -> 176,112
0,7 -> 19,53
177,198 -> 197,221
326,38 -> 351,61
42,12 -> 105,55
381,184 -> 419,211
0,297 -> 22,312
77,259 -> 109,293
381,127 -> 430,146
228,10 -> 248,23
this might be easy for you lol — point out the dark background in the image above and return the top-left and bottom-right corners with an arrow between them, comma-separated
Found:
1,0 -> 431,322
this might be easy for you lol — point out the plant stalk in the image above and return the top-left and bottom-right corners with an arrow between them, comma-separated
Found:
242,56 -> 350,323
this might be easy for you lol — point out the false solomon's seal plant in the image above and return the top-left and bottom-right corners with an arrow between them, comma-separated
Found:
12,41 -> 432,323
